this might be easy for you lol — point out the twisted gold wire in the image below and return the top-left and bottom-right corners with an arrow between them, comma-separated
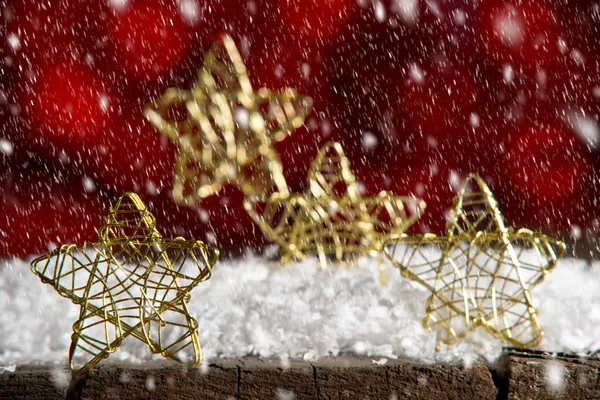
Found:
245,141 -> 426,284
384,174 -> 566,348
31,193 -> 219,374
144,34 -> 312,204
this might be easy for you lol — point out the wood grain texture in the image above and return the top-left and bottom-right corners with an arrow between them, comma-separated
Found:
504,349 -> 600,400
239,358 -> 315,400
387,358 -> 497,400
314,356 -> 389,399
0,356 -> 497,400
4,350 -> 600,400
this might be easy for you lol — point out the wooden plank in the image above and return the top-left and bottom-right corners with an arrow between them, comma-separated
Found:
1,365 -> 66,400
0,360 -> 238,400
504,349 -> 600,400
83,360 -> 238,399
314,356 -> 389,399
387,358 -> 497,400
0,356 -> 498,400
8,351 -> 599,400
239,358 -> 316,400
312,356 -> 497,400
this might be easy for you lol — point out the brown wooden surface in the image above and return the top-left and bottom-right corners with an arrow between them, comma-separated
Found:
387,358 -> 497,400
2,350 -> 600,399
503,349 -> 600,400
0,356 -> 497,400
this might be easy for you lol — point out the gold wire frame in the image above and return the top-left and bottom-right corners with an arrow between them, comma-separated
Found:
245,141 -> 426,284
384,174 -> 566,348
144,34 -> 313,204
30,193 -> 219,375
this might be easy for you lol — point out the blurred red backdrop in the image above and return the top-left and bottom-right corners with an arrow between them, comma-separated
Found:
1,0 -> 599,257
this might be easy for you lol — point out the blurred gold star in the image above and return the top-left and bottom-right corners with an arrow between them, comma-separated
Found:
31,193 -> 219,375
384,174 -> 566,348
144,34 -> 312,204
245,141 -> 426,284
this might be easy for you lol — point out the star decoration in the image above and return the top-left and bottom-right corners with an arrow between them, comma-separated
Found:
245,141 -> 426,284
144,34 -> 313,204
384,173 -> 566,348
30,193 -> 219,375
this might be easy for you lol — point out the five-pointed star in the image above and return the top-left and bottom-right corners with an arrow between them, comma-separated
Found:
30,193 -> 219,375
384,173 -> 566,348
144,34 -> 313,204
244,141 -> 426,284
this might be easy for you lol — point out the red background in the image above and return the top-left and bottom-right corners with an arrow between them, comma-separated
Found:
1,0 -> 599,258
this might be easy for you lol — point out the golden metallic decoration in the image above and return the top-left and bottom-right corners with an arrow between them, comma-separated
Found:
144,34 -> 313,204
384,173 -> 566,348
245,141 -> 426,284
30,193 -> 219,375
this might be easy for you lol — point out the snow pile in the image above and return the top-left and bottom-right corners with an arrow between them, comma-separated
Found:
0,256 -> 599,369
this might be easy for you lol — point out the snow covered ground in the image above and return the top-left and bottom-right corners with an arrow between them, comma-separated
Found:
1,255 -> 599,370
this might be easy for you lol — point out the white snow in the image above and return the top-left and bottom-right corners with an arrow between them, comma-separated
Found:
492,6 -> 525,48
274,64 -> 284,79
469,112 -> 480,129
0,256 -> 598,370
536,69 -> 547,87
198,208 -> 210,223
0,365 -> 16,374
276,388 -> 295,400
373,0 -> 387,23
572,49 -> 586,66
452,9 -> 466,26
6,33 -> 20,52
372,357 -> 388,365
301,63 -> 311,79
502,64 -> 514,84
145,375 -> 156,391
361,131 -> 378,150
0,139 -> 14,156
558,38 -> 568,54
98,94 -> 110,113
107,0 -> 128,11
51,369 -> 70,389
81,176 -> 96,193
425,0 -> 442,19
247,1 -> 257,16
564,109 -> 600,150
408,63 -> 425,84
234,107 -> 250,128
571,225 -> 582,240
448,170 -> 462,191
179,0 -> 201,25
544,361 -> 565,392
145,179 -> 159,195
391,0 -> 419,26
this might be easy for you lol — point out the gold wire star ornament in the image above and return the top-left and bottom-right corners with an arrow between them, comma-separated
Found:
30,193 -> 219,375
245,141 -> 426,284
384,173 -> 566,348
144,34 -> 313,204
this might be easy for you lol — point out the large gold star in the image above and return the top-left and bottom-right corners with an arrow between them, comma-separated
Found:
384,174 -> 566,348
144,34 -> 312,204
30,193 -> 219,375
245,141 -> 426,284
